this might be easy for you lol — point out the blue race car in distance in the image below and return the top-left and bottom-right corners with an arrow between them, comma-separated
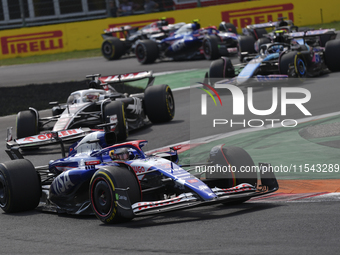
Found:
207,29 -> 340,86
135,20 -> 239,64
1,131 -> 278,224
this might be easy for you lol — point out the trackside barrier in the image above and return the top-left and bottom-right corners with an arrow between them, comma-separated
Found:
0,0 -> 339,60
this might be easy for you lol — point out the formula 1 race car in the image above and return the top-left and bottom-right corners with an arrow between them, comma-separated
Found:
135,20 -> 239,64
238,17 -> 315,62
6,71 -> 175,149
206,29 -> 340,86
0,130 -> 279,224
101,18 -> 185,60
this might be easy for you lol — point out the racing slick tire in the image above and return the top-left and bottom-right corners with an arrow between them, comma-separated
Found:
135,40 -> 159,64
0,159 -> 41,213
90,166 -> 141,224
101,37 -> 125,60
144,84 -> 175,123
253,28 -> 267,39
279,51 -> 307,77
319,31 -> 337,47
238,36 -> 256,62
103,101 -> 128,141
325,39 -> 340,72
16,110 -> 39,139
209,57 -> 235,79
256,37 -> 271,52
219,22 -> 237,34
208,145 -> 257,204
203,35 -> 220,60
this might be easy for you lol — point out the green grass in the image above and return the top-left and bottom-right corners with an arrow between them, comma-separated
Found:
0,48 -> 102,66
0,21 -> 339,67
307,21 -> 340,30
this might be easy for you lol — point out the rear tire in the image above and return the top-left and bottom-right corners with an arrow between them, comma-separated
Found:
135,40 -> 159,64
144,84 -> 175,123
238,36 -> 256,61
0,159 -> 41,213
103,101 -> 128,141
16,110 -> 38,139
203,36 -> 220,60
101,37 -> 125,60
253,28 -> 267,39
325,39 -> 340,72
90,166 -> 141,224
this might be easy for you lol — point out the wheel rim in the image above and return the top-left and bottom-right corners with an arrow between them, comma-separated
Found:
92,178 -> 113,217
297,58 -> 306,76
203,40 -> 211,58
136,45 -> 145,61
103,42 -> 113,56
0,174 -> 8,208
166,92 -> 174,114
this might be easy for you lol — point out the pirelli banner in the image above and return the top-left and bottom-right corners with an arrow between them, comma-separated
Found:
0,0 -> 338,59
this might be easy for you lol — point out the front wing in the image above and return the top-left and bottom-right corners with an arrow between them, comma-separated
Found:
115,168 -> 279,218
6,127 -> 92,149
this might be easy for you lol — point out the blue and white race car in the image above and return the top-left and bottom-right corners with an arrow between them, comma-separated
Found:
1,131 -> 278,224
207,29 -> 340,86
135,20 -> 239,64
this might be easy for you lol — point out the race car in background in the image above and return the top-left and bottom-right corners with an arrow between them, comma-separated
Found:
101,18 -> 185,60
1,130 -> 279,224
238,17 -> 318,62
206,29 -> 340,86
6,71 -> 175,149
135,20 -> 239,64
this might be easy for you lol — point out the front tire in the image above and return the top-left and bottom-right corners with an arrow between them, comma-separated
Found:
135,40 -> 159,64
144,84 -> 175,123
0,159 -> 41,213
103,101 -> 128,142
16,110 -> 38,139
90,166 -> 141,224
208,145 -> 257,204
209,57 -> 235,79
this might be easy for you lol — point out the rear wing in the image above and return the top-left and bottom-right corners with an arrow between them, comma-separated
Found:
289,28 -> 336,38
103,25 -> 134,34
245,21 -> 279,30
87,71 -> 155,88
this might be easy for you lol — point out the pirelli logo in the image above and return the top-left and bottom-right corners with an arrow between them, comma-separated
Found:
221,3 -> 294,28
1,30 -> 63,55
108,18 -> 175,38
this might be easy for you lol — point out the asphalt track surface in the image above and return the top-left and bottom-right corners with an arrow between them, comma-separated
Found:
1,57 -> 340,254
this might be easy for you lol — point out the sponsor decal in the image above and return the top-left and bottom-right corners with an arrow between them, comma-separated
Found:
221,3 -> 294,28
1,30 -> 63,55
52,171 -> 74,195
17,129 -> 82,144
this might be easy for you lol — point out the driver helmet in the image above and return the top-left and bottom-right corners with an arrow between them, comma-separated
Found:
109,148 -> 130,160
83,92 -> 100,102
192,19 -> 200,30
